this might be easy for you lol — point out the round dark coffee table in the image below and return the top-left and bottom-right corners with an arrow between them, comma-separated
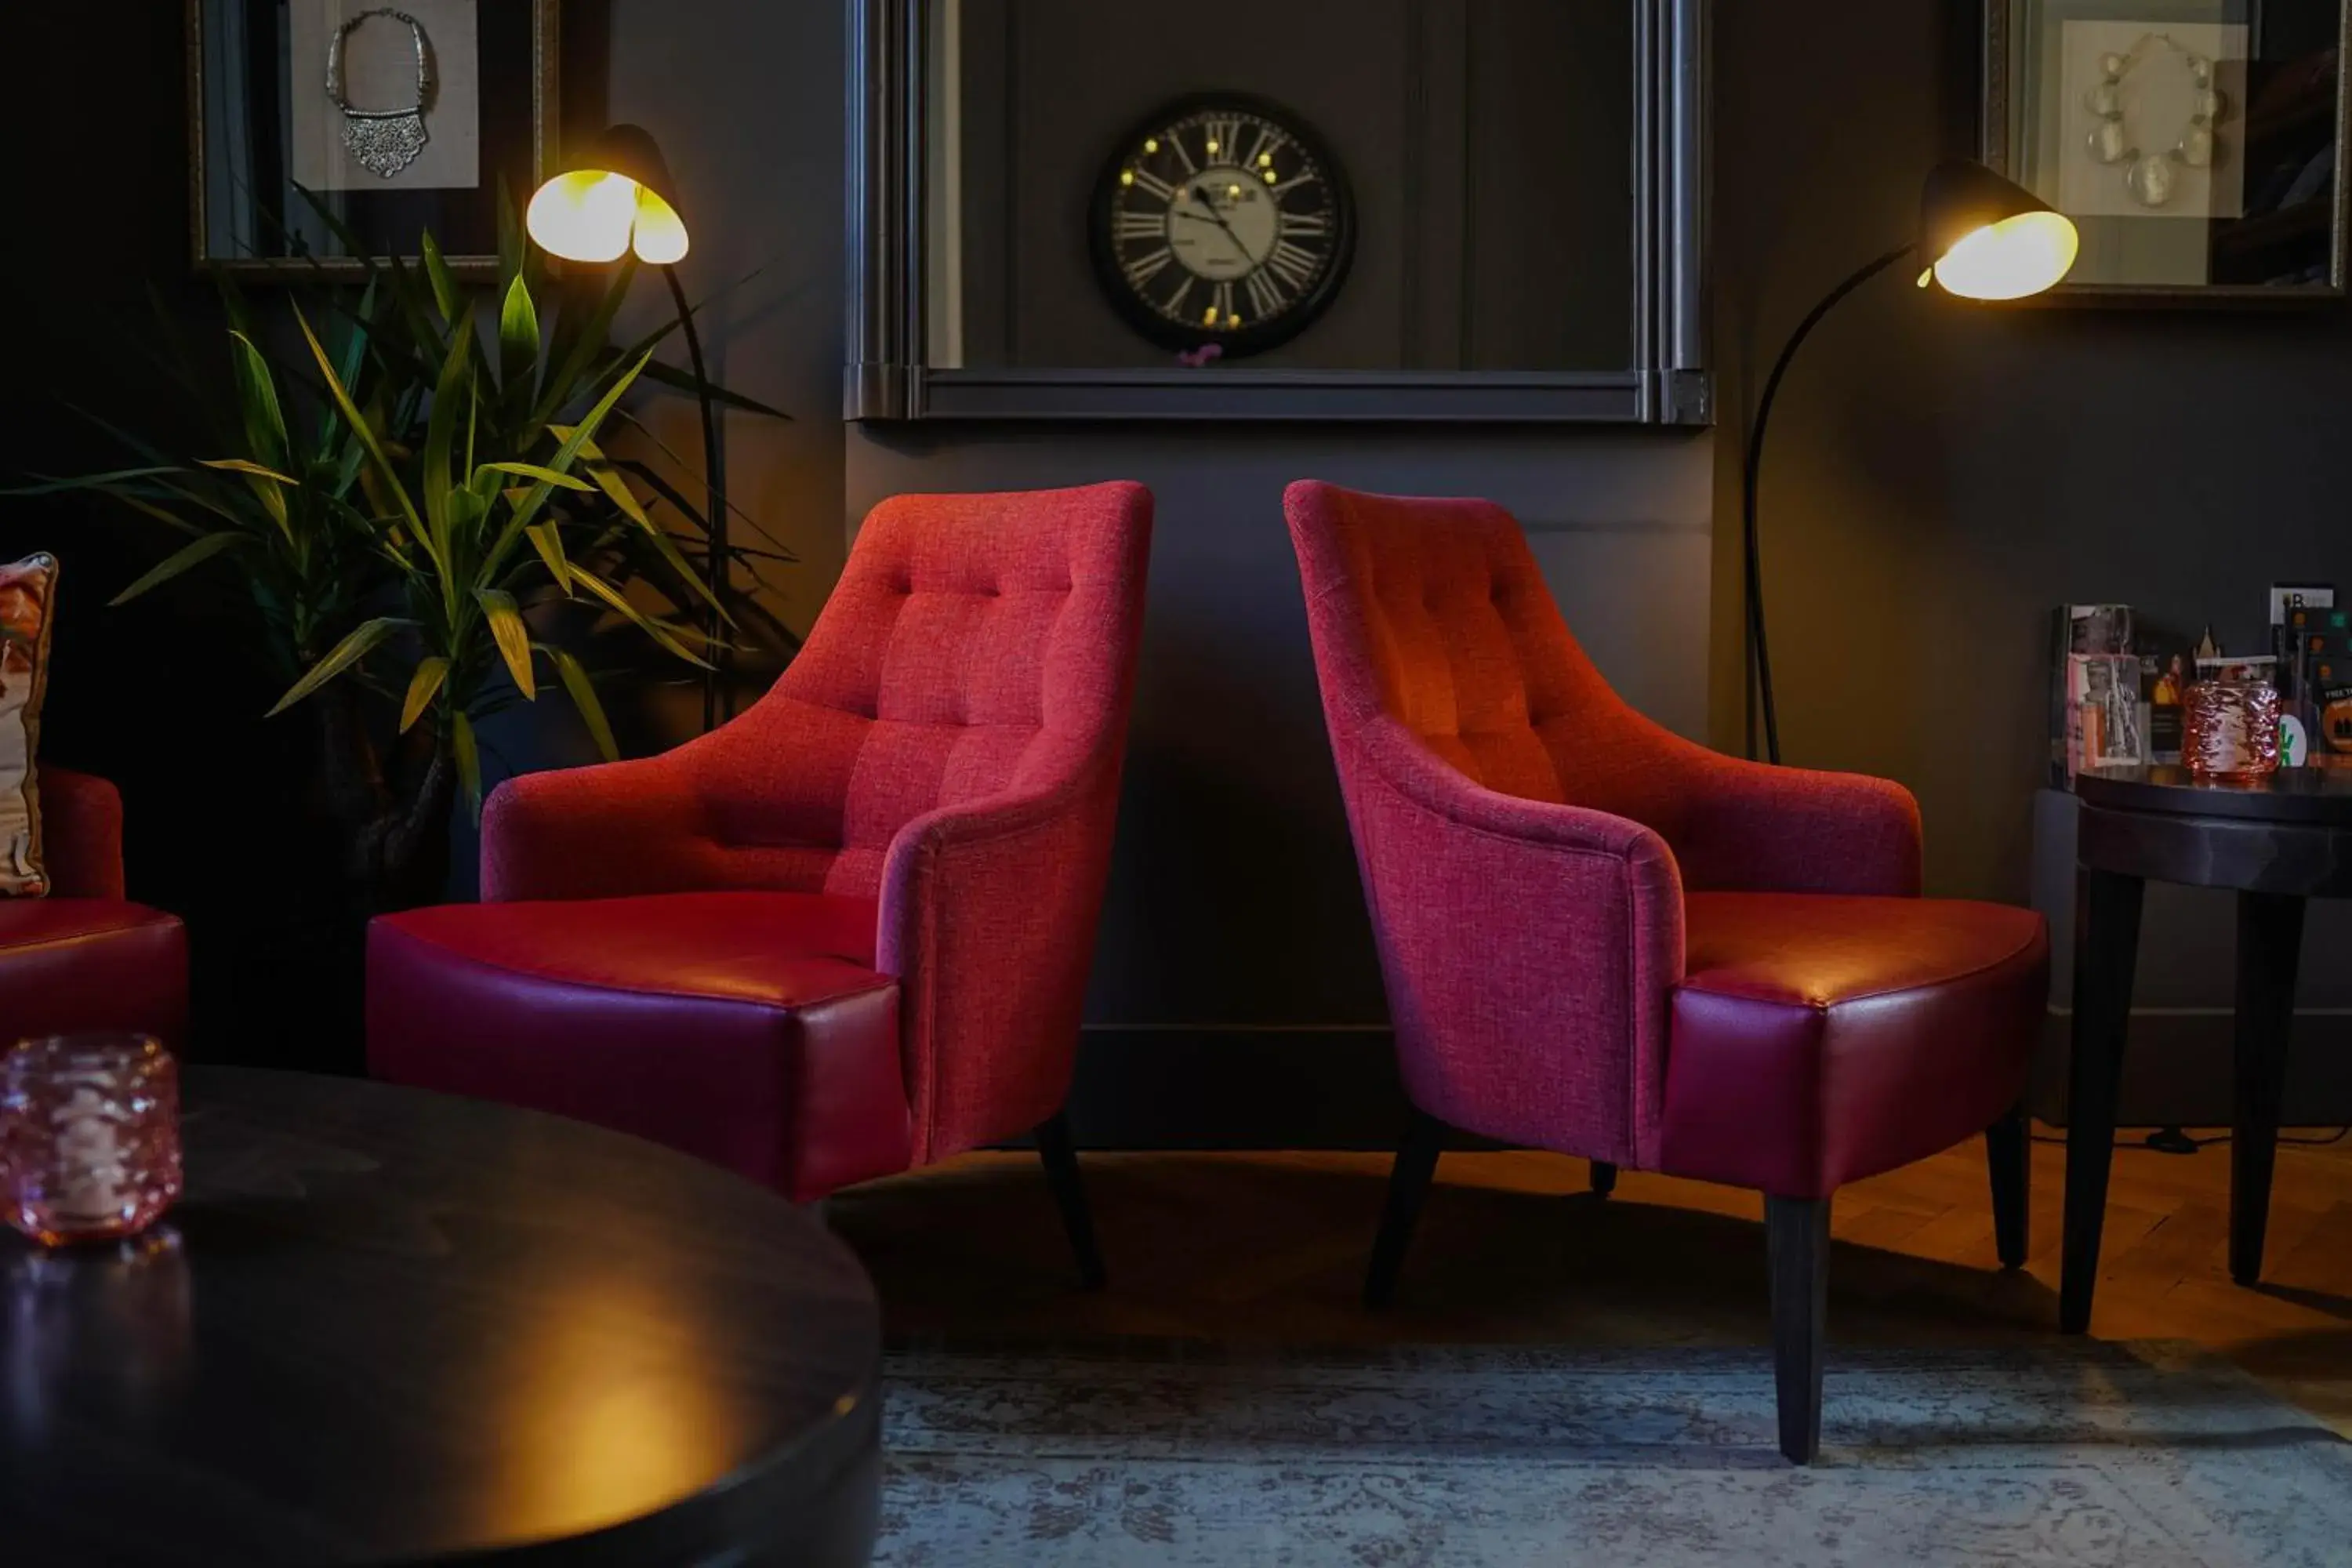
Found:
1,1069 -> 882,1566
2062,764 -> 2352,1334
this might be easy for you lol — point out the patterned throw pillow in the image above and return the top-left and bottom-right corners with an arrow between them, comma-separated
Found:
0,554 -> 57,896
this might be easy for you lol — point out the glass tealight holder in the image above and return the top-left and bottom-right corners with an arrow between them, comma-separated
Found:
2183,678 -> 2281,783
0,1035 -> 182,1247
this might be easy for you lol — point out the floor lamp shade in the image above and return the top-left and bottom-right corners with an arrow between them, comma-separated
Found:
1915,159 -> 2078,301
526,125 -> 691,265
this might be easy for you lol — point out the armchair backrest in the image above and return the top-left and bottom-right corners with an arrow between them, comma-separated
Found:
1285,481 -> 1675,826
691,482 -> 1152,900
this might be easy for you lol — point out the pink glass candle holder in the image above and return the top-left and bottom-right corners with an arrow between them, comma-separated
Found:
0,1035 -> 182,1247
2183,679 -> 2281,782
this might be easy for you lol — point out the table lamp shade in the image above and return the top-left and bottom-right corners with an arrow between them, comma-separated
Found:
1915,159 -> 2078,300
526,124 -> 690,265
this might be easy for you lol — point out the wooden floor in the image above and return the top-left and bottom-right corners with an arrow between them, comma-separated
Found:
827,1126 -> 2352,1430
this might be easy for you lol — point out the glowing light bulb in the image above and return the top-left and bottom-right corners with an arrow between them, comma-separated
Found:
1929,209 -> 2078,300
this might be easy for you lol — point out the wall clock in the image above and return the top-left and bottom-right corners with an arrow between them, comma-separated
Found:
1088,94 -> 1356,359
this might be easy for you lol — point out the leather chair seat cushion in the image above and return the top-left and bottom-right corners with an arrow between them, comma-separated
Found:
0,899 -> 187,1045
1660,892 -> 2048,1198
367,891 -> 910,1201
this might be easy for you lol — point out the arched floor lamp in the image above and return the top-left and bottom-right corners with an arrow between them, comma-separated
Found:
1744,160 -> 2082,763
525,125 -> 731,731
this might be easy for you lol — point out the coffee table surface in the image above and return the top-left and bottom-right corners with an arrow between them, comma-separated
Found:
2078,764 -> 2352,825
1,1068 -> 881,1567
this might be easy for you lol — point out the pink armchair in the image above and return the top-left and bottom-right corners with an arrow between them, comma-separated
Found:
368,483 -> 1152,1283
0,769 -> 187,1047
1287,482 -> 2046,1463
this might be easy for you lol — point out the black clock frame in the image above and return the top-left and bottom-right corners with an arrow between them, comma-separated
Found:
1086,92 -> 1359,361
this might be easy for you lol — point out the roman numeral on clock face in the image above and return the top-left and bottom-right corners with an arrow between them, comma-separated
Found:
1202,118 -> 1243,159
1116,209 -> 1167,241
1278,209 -> 1330,238
1210,281 -> 1236,326
1123,247 -> 1174,289
1265,240 -> 1319,290
1244,268 -> 1287,318
1128,167 -> 1177,201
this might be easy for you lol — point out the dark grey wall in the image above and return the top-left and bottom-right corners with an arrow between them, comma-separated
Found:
952,0 -> 1634,371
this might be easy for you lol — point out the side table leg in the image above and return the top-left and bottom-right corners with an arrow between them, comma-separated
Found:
2230,892 -> 2306,1287
2060,868 -> 2143,1335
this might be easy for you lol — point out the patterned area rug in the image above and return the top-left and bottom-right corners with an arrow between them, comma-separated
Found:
877,1341 -> 2352,1566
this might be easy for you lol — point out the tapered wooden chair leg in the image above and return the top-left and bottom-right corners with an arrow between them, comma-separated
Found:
1035,1110 -> 1106,1290
1766,1194 -> 1830,1465
1985,1102 -> 2031,1269
1363,1111 -> 1445,1309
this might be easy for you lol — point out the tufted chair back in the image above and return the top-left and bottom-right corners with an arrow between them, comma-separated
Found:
621,483 -> 1151,900
1287,482 -> 1704,844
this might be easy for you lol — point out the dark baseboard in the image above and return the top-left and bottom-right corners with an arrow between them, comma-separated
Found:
1065,1027 -> 1414,1151
1065,1015 -> 2352,1152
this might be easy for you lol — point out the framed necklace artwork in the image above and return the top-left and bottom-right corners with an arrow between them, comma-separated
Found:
187,0 -> 561,279
1983,0 -> 2350,301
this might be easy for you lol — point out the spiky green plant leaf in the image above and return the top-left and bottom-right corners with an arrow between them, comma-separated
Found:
227,331 -> 290,472
108,531 -> 252,605
544,644 -> 619,762
452,709 -> 484,817
499,275 -> 540,403
474,587 -> 536,699
266,615 -> 412,716
400,655 -> 449,732
567,563 -> 713,668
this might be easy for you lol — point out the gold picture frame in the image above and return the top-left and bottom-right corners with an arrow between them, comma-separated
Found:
187,0 -> 560,280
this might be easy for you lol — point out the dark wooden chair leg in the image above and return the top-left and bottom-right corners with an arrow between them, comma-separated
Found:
1034,1110 -> 1106,1291
1588,1160 -> 1618,1197
2230,891 -> 2305,1287
1363,1110 -> 1445,1309
1985,1102 -> 2031,1270
2060,867 -> 2143,1335
1766,1194 -> 1830,1465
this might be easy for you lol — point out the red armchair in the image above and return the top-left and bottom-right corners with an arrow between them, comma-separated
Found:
1287,482 -> 2046,1463
0,769 -> 187,1047
368,484 -> 1150,1282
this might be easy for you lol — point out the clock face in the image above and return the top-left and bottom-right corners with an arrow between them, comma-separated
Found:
1089,96 -> 1356,359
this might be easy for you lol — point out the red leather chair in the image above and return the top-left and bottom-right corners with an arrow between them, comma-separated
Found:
1287,482 -> 2046,1464
0,770 -> 187,1047
368,483 -> 1151,1283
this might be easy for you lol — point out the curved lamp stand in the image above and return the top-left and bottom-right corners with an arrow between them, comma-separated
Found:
1740,162 -> 2079,764
1740,244 -> 1912,765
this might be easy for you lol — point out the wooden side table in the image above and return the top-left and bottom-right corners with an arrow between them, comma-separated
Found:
2061,765 -> 2352,1334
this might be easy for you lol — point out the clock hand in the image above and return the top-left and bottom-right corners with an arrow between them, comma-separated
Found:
1178,184 -> 1260,265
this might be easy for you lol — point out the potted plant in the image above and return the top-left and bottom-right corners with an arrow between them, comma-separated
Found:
20,211 -> 792,913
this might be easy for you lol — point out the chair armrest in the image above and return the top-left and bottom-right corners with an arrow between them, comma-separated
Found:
1648,729 -> 1922,898
37,768 -> 125,900
877,760 -> 1123,1163
480,751 -> 713,902
1346,717 -> 1684,1167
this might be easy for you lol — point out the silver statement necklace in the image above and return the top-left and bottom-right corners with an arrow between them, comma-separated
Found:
327,8 -> 434,180
2085,34 -> 2226,209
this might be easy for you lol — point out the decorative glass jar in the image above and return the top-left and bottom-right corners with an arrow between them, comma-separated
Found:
0,1035 -> 182,1246
2183,678 -> 2281,782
